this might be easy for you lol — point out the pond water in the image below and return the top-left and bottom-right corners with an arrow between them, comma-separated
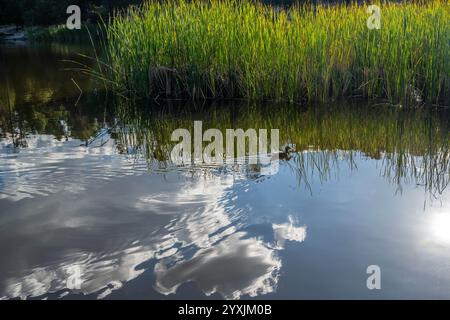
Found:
0,44 -> 449,300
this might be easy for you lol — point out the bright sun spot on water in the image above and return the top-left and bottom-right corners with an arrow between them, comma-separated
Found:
430,214 -> 450,245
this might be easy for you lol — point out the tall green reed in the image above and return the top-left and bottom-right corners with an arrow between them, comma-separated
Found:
104,0 -> 449,105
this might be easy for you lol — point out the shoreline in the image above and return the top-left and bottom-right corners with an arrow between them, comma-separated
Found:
0,25 -> 28,43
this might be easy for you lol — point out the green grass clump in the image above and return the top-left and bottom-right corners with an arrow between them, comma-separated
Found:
104,0 -> 449,105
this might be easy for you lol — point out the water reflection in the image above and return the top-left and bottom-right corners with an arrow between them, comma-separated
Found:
0,167 -> 307,299
2,100 -> 448,200
429,213 -> 450,245
1,45 -> 450,300
0,43 -> 94,107
155,232 -> 282,299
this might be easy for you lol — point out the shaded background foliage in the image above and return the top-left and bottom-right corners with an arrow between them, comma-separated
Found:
0,1 -> 411,27
0,0 -> 141,26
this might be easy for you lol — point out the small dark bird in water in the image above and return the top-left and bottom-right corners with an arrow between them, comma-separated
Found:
273,145 -> 294,161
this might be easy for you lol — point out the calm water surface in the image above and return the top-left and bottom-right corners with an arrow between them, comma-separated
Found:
0,44 -> 449,300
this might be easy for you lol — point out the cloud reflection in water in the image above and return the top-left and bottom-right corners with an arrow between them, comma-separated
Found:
0,136 -> 306,299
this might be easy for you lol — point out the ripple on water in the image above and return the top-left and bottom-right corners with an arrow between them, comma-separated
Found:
0,135 -> 307,299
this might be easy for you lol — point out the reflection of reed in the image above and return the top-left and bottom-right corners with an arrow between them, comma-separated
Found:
1,95 -> 448,196
288,151 -> 357,196
382,149 -> 450,198
112,101 -> 449,197
1,77 -> 27,148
